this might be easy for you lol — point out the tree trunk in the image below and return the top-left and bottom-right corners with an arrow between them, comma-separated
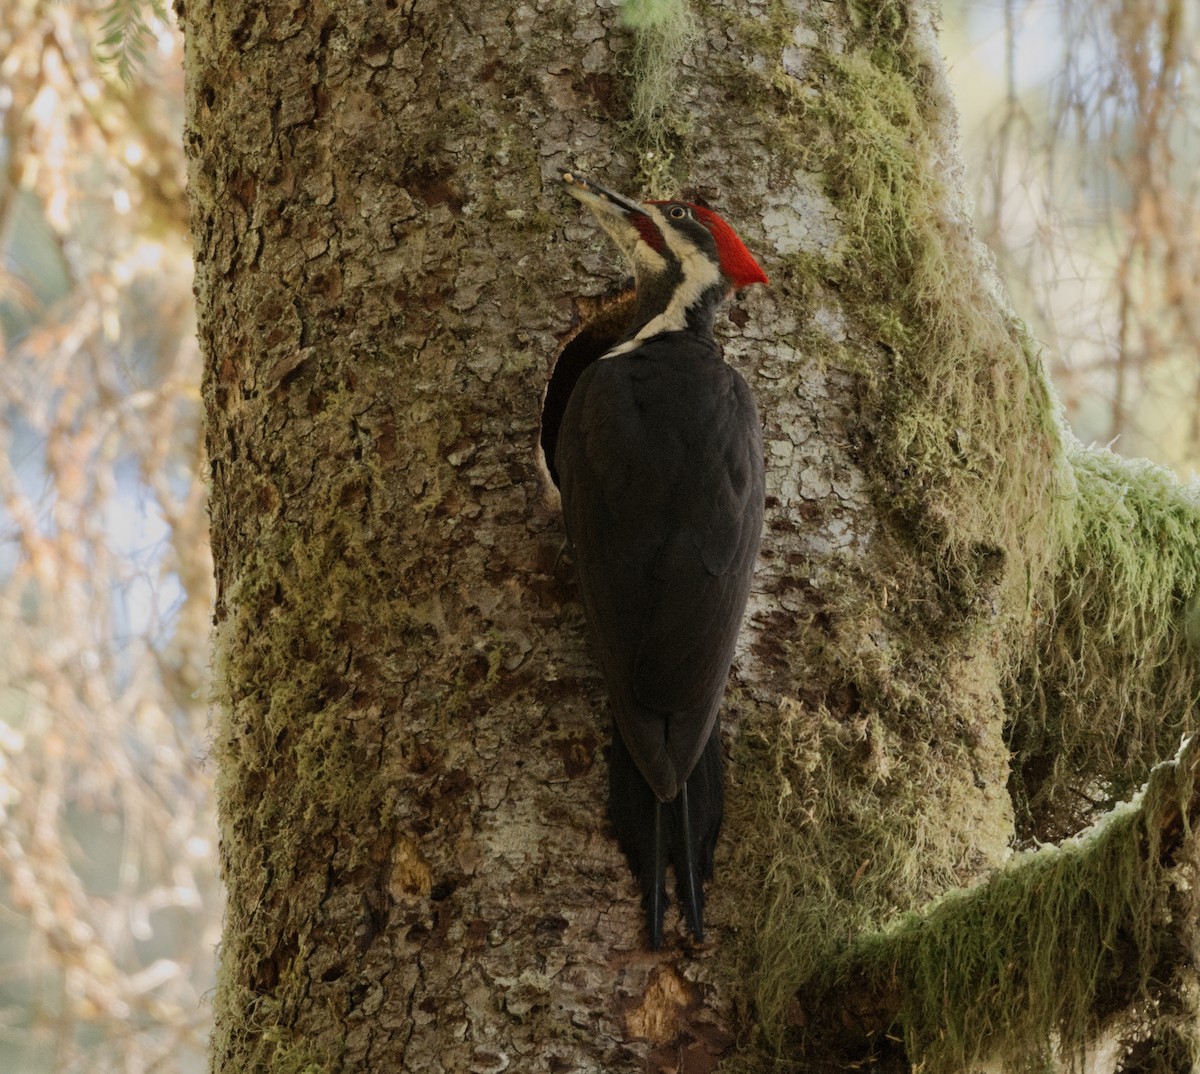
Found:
182,0 -> 1200,1070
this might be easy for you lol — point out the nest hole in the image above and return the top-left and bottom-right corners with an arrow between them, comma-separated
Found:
538,287 -> 636,494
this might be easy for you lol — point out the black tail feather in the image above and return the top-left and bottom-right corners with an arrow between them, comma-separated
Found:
677,782 -> 704,941
649,801 -> 664,950
608,724 -> 724,947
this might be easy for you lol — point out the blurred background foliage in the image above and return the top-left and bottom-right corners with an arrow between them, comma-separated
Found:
0,0 -> 1194,1071
943,0 -> 1200,473
0,1 -> 210,1071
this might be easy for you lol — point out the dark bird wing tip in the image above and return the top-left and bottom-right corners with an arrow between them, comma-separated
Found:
609,726 -> 723,947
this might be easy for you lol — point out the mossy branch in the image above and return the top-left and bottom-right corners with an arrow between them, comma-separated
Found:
1012,446 -> 1200,837
794,733 -> 1200,1072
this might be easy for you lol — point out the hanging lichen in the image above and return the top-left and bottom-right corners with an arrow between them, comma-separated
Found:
619,0 -> 697,195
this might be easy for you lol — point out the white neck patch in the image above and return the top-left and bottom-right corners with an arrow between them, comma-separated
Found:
600,205 -> 725,360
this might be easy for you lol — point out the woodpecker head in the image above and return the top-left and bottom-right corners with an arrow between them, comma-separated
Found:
562,171 -> 767,341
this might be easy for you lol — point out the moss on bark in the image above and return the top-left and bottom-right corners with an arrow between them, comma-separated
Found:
703,3 -> 1200,1069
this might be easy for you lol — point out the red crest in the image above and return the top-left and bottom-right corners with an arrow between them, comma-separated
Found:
650,201 -> 769,290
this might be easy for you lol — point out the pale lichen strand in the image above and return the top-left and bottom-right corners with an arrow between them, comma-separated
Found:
619,0 -> 699,195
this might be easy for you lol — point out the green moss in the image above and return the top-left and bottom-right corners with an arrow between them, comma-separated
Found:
728,694 -> 972,1032
257,1024 -> 334,1074
606,4 -> 1200,1069
1010,447 -> 1200,837
208,502 -> 424,1070
848,735 -> 1198,1073
733,0 -> 802,64
723,3 -> 1073,1023
809,48 -> 1067,590
710,4 -> 1200,1068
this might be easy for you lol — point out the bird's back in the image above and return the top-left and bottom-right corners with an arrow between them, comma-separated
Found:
556,330 -> 764,801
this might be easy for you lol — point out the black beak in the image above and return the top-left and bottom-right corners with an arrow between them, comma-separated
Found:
561,171 -> 646,219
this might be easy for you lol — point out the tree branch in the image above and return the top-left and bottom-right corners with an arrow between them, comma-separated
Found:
796,734 -> 1200,1072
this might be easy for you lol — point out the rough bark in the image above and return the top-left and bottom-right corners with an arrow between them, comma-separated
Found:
183,0 -> 1200,1071
185,1 -> 758,1069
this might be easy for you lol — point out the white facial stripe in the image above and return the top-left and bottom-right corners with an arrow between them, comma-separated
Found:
630,205 -> 722,343
596,205 -> 725,360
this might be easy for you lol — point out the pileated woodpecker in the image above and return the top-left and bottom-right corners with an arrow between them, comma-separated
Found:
555,172 -> 767,948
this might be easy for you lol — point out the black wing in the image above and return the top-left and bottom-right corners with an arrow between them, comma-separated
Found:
556,333 -> 764,801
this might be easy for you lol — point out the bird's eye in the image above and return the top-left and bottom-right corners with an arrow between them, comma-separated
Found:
669,205 -> 688,219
